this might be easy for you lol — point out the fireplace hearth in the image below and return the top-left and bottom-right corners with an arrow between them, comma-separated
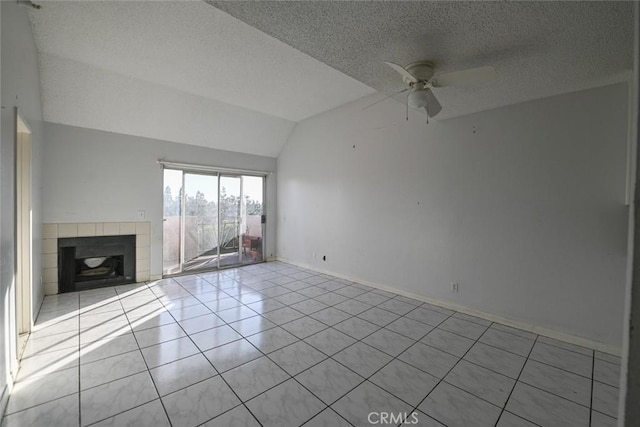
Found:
58,235 -> 136,292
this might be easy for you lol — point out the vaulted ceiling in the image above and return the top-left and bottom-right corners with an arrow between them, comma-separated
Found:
211,1 -> 633,120
29,1 -> 633,157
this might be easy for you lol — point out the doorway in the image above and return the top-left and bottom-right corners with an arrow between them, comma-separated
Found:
162,168 -> 265,275
15,111 -> 33,366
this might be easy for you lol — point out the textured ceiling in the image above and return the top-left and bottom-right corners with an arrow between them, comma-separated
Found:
210,1 -> 634,120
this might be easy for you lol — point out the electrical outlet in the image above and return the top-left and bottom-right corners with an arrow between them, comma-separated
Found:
450,282 -> 458,293
137,210 -> 145,220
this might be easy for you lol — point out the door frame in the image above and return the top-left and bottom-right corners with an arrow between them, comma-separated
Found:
183,170 -> 221,272
161,164 -> 267,276
15,109 -> 33,369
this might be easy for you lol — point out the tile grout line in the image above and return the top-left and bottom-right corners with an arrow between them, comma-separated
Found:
431,354 -> 594,423
395,293 -> 605,362
20,262 -> 619,427
493,333 -> 540,427
305,305 -> 459,425
256,284 -> 418,419
387,306 -> 601,385
259,349 -> 339,425
230,263 -> 608,399
221,299 -> 354,424
214,305 -> 334,425
406,319 -> 498,426
186,270 -> 389,425
1,392 -> 80,421
416,322 -> 556,417
194,309 -> 357,418
379,308 -> 516,413
300,410 -> 354,427
452,321 -> 602,389
11,270 -> 247,422
176,272 -> 492,425
462,342 -> 592,383
155,277 -> 266,427
81,285 -> 520,426
512,376 -> 596,412
1,294 -> 80,421
115,285 -> 174,427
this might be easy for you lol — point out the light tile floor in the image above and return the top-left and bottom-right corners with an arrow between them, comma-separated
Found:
1,262 -> 622,427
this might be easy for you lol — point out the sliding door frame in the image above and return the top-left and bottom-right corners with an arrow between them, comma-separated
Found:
161,162 -> 268,276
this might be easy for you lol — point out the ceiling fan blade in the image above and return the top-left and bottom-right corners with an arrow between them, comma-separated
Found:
431,65 -> 496,88
384,61 -> 418,83
424,88 -> 442,118
362,88 -> 409,111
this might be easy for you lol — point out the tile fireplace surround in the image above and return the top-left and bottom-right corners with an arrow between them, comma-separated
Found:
42,222 -> 151,295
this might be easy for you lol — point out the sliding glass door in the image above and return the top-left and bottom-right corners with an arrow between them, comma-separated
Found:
182,173 -> 219,272
218,175 -> 241,267
162,169 -> 264,275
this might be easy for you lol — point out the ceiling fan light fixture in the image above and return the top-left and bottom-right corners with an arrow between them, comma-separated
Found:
408,87 -> 430,109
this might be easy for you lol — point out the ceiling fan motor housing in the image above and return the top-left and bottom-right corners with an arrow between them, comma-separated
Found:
402,61 -> 435,85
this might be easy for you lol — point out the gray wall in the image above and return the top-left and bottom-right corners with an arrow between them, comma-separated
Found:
42,123 -> 278,278
277,83 -> 629,348
0,0 -> 45,408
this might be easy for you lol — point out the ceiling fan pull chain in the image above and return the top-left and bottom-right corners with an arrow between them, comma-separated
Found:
406,92 -> 409,121
426,101 -> 429,124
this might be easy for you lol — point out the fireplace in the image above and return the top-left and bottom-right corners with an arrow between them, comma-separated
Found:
58,235 -> 136,292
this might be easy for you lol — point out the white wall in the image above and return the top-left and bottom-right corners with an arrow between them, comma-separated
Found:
0,0 -> 45,410
0,0 -> 5,410
42,123 -> 277,279
278,83 -> 629,348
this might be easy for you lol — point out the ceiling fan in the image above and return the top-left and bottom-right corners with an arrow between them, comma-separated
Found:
369,61 -> 496,120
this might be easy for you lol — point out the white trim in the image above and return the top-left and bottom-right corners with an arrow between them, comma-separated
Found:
626,76 -> 637,206
16,124 -> 33,334
157,159 -> 272,177
276,257 -> 622,356
180,171 -> 186,273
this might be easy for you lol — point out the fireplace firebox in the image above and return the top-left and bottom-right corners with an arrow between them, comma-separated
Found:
58,235 -> 136,293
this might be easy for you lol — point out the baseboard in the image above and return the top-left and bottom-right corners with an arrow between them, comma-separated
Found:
33,287 -> 46,326
149,274 -> 162,281
276,257 -> 622,356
